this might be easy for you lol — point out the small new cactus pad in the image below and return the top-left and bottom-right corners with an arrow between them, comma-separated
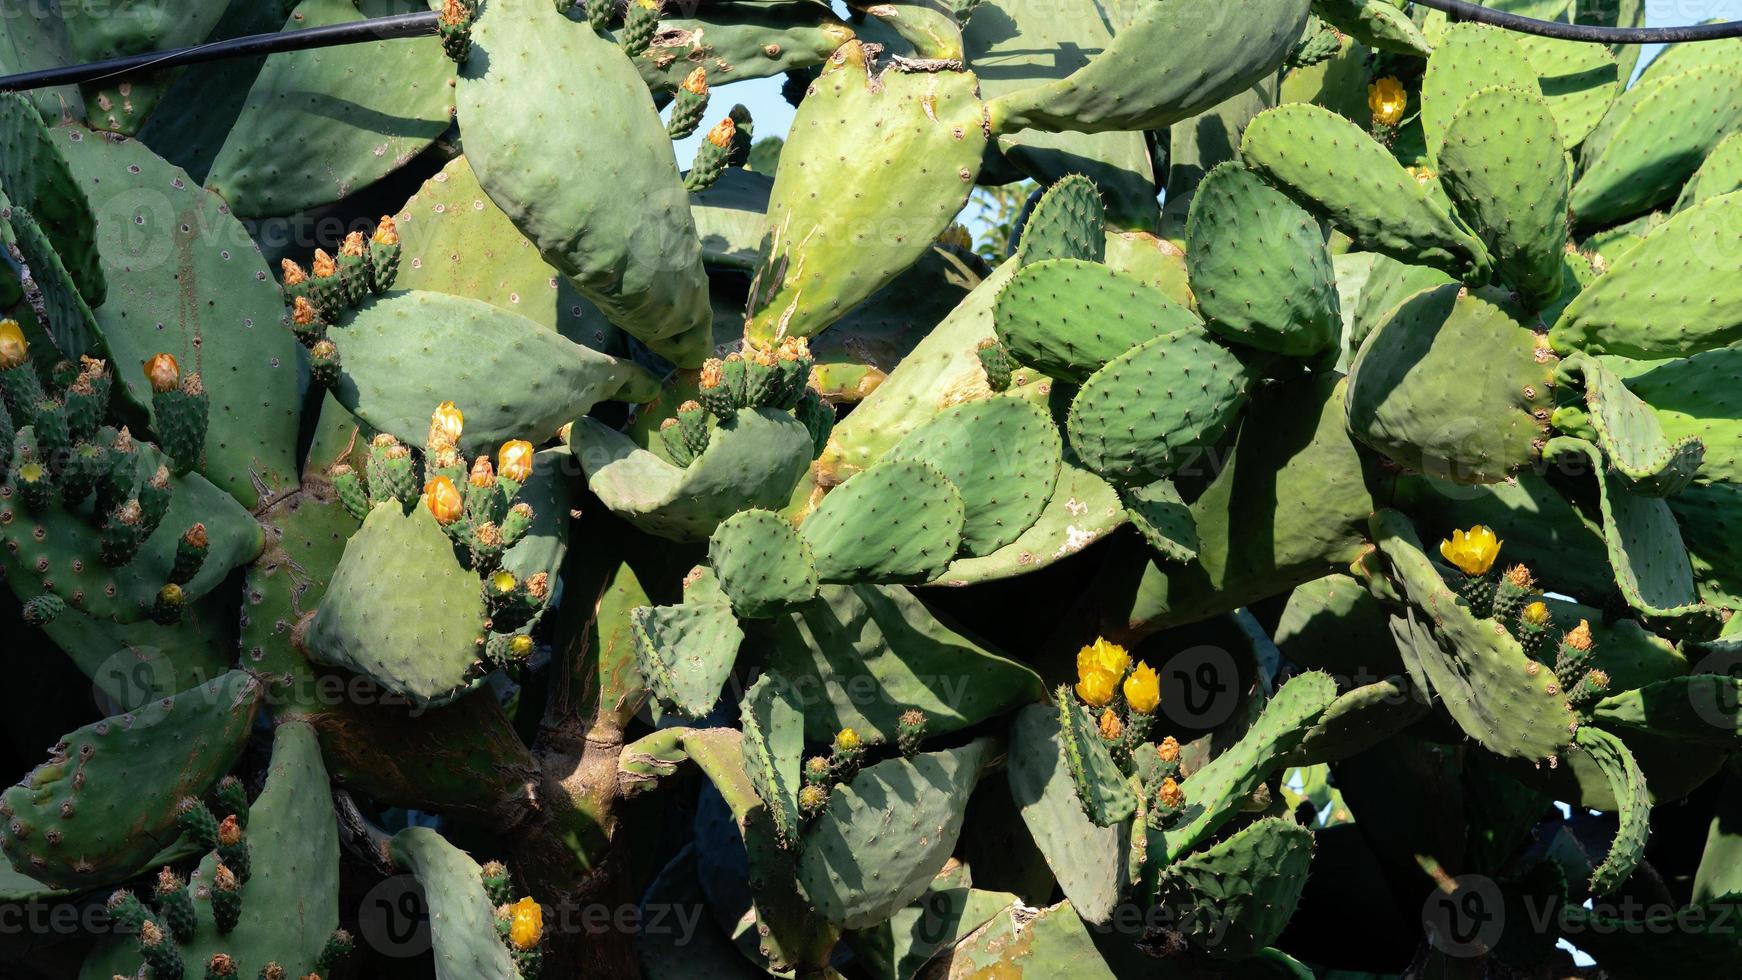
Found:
796,739 -> 991,928
1436,85 -> 1572,310
1012,173 -> 1107,266
708,508 -> 819,618
1150,817 -> 1314,958
1573,725 -> 1649,896
1186,162 -> 1341,356
738,675 -> 805,845
993,258 -> 1202,383
1066,327 -> 1254,487
800,459 -> 966,584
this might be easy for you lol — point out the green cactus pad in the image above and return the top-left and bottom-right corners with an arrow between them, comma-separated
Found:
1550,191 -> 1742,359
763,584 -> 1046,743
0,93 -> 103,307
1556,353 -> 1703,495
1241,103 -> 1492,284
1186,162 -> 1340,356
1151,817 -> 1313,958
1346,285 -> 1556,484
1311,0 -> 1432,57
1,671 -> 260,890
459,0 -> 712,365
1571,66 -> 1742,229
743,55 -> 987,345
1591,674 -> 1742,747
1,428 -> 262,624
1006,703 -> 1126,924
1574,724 -> 1649,895
1437,85 -> 1572,310
635,6 -> 854,91
847,862 -> 1017,980
54,126 -> 300,506
1625,348 -> 1742,485
1547,437 -> 1710,620
302,504 -> 488,706
1347,253 -> 1456,355
995,258 -> 1202,384
1066,327 -> 1253,487
572,409 -> 813,543
1675,131 -> 1742,213
1286,675 -> 1429,766
817,259 -> 1021,482
797,739 -> 991,928
388,827 -> 519,980
1420,24 -> 1538,162
1120,374 -> 1381,634
962,1 -> 1159,231
1370,509 -> 1581,761
884,397 -> 1061,557
1273,573 -> 1401,680
1013,174 -> 1107,266
632,601 -> 744,718
1155,671 -> 1336,864
938,460 -> 1126,585
948,900 -> 1116,976
986,0 -> 1311,135
330,290 -> 652,454
205,0 -> 455,218
1052,691 -> 1136,827
391,155 -> 616,349
738,674 -> 804,846
1122,478 -> 1198,563
78,721 -> 341,979
800,459 -> 965,584
708,509 -> 818,618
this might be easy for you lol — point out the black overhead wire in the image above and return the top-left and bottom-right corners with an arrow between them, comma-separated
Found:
0,11 -> 440,93
1,3 -> 1741,94
1410,0 -> 1742,43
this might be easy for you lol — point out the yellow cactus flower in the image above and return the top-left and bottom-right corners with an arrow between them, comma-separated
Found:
1521,601 -> 1552,627
681,66 -> 708,96
428,401 -> 465,451
1369,77 -> 1407,128
1123,661 -> 1161,715
498,440 -> 535,483
0,318 -> 27,369
833,728 -> 860,752
1076,668 -> 1118,708
1097,707 -> 1123,741
424,476 -> 464,525
1439,525 -> 1501,576
489,569 -> 518,596
372,215 -> 399,246
143,353 -> 181,393
1074,638 -> 1129,707
508,896 -> 543,950
1564,620 -> 1593,652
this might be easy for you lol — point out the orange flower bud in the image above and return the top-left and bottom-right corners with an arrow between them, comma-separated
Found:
681,66 -> 708,96
428,401 -> 464,451
311,249 -> 337,279
280,259 -> 307,286
498,440 -> 534,483
424,476 -> 463,525
705,118 -> 735,148
340,231 -> 365,258
143,353 -> 180,393
469,455 -> 495,487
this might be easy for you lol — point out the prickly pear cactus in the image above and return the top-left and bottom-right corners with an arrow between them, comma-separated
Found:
3,2 -> 1742,976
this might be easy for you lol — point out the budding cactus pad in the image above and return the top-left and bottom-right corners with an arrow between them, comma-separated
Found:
303,503 -> 488,705
797,739 -> 991,928
389,827 -> 519,980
